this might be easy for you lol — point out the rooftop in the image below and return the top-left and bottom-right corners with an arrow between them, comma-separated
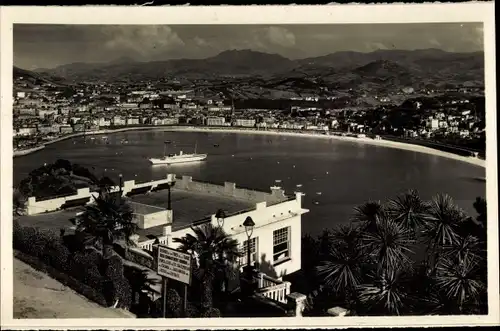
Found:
129,188 -> 256,240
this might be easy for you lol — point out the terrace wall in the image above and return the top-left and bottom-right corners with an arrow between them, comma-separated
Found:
24,174 -> 287,216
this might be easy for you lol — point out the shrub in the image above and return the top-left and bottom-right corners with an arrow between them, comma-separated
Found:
201,307 -> 221,318
14,250 -> 108,307
166,289 -> 182,318
185,302 -> 200,318
125,248 -> 155,270
103,256 -> 133,309
105,255 -> 125,282
41,238 -> 71,272
106,276 -> 133,309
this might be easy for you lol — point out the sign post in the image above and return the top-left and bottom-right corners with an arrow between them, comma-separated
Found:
157,245 -> 192,318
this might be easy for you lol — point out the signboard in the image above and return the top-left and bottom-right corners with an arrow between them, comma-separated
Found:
157,245 -> 192,285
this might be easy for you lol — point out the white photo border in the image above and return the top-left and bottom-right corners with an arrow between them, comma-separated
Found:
1,3 -> 498,329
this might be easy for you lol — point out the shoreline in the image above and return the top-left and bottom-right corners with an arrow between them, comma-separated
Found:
13,125 -> 486,168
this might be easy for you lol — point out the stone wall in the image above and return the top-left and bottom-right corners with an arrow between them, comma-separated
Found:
24,174 -> 287,215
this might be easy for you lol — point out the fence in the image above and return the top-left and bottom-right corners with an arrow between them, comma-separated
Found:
254,272 -> 292,304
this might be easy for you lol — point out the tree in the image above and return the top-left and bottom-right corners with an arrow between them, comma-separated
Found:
361,216 -> 415,272
351,200 -> 386,232
357,267 -> 412,316
433,256 -> 485,314
173,223 -> 241,311
75,189 -> 137,259
386,189 -> 431,236
423,194 -> 469,270
13,188 -> 26,216
316,225 -> 367,307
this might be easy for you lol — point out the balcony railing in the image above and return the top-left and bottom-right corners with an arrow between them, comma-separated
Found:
254,272 -> 291,304
138,236 -> 168,252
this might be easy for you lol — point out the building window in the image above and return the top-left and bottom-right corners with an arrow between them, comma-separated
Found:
240,237 -> 258,266
273,227 -> 290,263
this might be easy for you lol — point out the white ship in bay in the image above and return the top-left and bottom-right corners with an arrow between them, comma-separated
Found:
149,141 -> 207,165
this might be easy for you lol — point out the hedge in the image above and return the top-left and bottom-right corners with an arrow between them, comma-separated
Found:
14,250 -> 107,306
125,247 -> 155,270
13,220 -> 132,310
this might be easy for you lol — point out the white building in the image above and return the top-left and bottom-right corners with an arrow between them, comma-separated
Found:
427,118 -> 439,131
128,175 -> 308,286
112,116 -> 126,126
127,117 -> 140,126
206,117 -> 226,126
233,119 -> 256,128
16,127 -> 37,136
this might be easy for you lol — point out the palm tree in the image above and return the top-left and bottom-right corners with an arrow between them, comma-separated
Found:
173,223 -> 241,310
441,235 -> 483,264
316,225 -> 367,307
356,267 -> 411,316
386,189 -> 431,236
361,216 -> 415,272
75,189 -> 137,259
351,200 -> 386,232
423,194 -> 468,270
433,255 -> 485,314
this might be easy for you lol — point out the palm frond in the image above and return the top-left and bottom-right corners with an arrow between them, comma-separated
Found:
386,189 -> 431,233
361,216 -> 415,271
434,256 -> 485,311
424,194 -> 468,247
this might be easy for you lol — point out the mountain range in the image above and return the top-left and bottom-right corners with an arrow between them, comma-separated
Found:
17,48 -> 484,91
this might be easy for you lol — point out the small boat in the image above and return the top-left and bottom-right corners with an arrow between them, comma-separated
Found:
316,192 -> 322,195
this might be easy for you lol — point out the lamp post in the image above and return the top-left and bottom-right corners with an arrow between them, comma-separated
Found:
166,181 -> 175,210
243,216 -> 255,269
215,209 -> 226,228
241,216 -> 256,296
215,209 -> 226,296
118,173 -> 123,202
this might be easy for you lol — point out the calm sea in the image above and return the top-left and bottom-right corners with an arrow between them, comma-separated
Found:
13,130 -> 486,236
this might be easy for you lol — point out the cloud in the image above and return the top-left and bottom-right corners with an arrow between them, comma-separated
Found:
265,26 -> 296,47
193,36 -> 209,47
364,42 -> 389,51
429,38 -> 441,47
101,26 -> 185,56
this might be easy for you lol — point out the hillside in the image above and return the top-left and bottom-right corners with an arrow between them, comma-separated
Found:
31,49 -> 484,92
14,66 -> 71,87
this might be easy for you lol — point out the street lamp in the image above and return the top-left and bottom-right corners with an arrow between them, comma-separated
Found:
118,174 -> 123,202
243,216 -> 255,269
166,180 -> 175,210
215,209 -> 226,228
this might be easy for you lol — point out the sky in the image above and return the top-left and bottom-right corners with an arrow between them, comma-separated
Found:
13,23 -> 484,70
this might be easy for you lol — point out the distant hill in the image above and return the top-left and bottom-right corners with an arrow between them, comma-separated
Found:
14,66 -> 71,87
32,49 -> 484,90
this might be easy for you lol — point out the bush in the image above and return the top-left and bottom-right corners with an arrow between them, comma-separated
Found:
185,302 -> 200,318
104,256 -> 132,310
105,255 -> 125,281
41,238 -> 71,272
166,289 -> 182,318
125,248 -> 155,270
201,307 -> 221,318
14,250 -> 108,307
13,224 -> 136,310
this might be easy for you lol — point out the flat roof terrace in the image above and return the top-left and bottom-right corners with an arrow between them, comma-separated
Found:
130,188 -> 256,240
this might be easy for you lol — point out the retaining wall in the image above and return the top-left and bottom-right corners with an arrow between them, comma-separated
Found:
24,174 -> 287,216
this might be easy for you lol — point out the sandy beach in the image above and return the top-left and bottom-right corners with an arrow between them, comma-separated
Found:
14,125 -> 486,168
166,126 -> 487,169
